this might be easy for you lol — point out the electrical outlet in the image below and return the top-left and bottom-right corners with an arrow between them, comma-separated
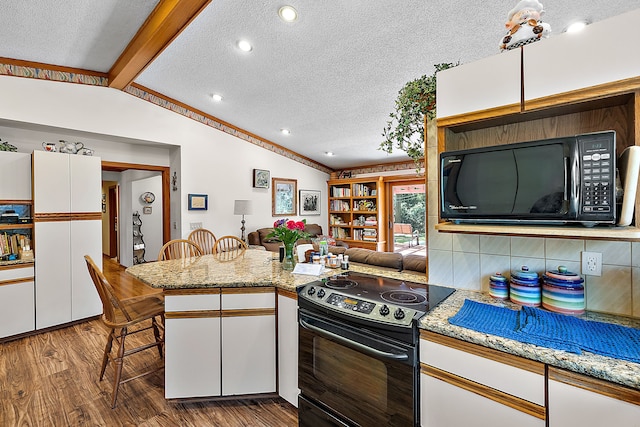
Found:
581,251 -> 602,276
190,222 -> 202,230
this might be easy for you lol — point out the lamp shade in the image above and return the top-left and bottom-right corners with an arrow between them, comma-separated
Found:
234,199 -> 253,215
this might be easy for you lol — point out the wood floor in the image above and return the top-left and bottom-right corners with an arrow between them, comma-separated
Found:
0,256 -> 299,426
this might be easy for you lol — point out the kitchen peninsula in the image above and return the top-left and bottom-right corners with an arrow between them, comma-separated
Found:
125,249 -> 427,402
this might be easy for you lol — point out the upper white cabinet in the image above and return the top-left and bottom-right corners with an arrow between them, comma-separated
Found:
524,9 -> 640,103
0,152 -> 31,200
436,47 -> 521,119
70,155 -> 102,212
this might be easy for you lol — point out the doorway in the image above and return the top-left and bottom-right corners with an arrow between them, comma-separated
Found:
386,179 -> 426,256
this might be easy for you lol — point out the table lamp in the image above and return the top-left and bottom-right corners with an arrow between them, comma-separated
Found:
234,200 -> 253,242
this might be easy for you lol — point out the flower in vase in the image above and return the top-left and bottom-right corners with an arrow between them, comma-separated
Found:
266,218 -> 310,247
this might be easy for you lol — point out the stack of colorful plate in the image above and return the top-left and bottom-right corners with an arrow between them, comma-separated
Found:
542,266 -> 585,315
489,272 -> 509,300
509,266 -> 541,307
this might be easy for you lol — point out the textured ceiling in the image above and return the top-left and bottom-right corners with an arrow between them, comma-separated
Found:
1,1 -> 639,169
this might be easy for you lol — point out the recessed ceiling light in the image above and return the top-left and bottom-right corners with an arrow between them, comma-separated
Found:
281,128 -> 291,135
564,20 -> 589,33
325,151 -> 335,156
211,94 -> 223,102
236,39 -> 253,52
278,6 -> 298,22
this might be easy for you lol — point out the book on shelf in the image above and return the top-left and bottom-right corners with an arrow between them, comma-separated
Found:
330,200 -> 350,212
332,187 -> 351,197
330,227 -> 349,239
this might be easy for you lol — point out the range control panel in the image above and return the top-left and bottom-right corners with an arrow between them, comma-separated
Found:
298,284 -> 419,327
579,133 -> 615,220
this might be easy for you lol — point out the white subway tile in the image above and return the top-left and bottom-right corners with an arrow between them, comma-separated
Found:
632,242 -> 640,267
633,267 -> 640,317
428,249 -> 453,286
585,266 -> 632,316
452,252 -> 481,290
479,235 -> 510,256
545,238 -> 584,261
453,234 -> 479,253
428,216 -> 452,251
586,240 -> 631,266
511,236 -> 544,258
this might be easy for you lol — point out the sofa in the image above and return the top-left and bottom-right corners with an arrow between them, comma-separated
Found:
248,223 -> 330,252
339,247 -> 426,273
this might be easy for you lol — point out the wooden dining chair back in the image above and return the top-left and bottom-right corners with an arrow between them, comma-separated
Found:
84,255 -> 165,409
158,239 -> 203,261
187,228 -> 217,255
213,235 -> 248,257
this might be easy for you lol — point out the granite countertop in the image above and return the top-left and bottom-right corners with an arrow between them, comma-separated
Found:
125,249 -> 427,293
420,289 -> 640,391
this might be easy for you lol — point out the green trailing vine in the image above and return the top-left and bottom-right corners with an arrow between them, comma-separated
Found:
380,62 -> 458,172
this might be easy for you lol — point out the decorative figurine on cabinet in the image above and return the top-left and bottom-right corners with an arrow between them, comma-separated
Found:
500,0 -> 551,52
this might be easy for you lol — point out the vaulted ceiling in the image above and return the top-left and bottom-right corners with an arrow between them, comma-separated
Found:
1,1 -> 639,170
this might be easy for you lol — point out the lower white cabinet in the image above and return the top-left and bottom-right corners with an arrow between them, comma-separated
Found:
164,288 -> 276,399
35,220 -> 102,329
0,264 -> 35,338
548,367 -> 640,427
221,288 -> 276,396
277,291 -> 299,407
420,331 -> 545,427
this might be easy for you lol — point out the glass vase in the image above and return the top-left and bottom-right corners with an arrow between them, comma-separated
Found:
282,241 -> 296,271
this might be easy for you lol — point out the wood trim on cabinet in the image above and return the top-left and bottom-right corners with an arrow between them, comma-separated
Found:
165,310 -> 221,319
0,262 -> 34,271
164,288 -> 221,296
421,364 -> 546,420
548,366 -> 640,407
436,103 -> 522,128
0,199 -> 33,205
0,276 -> 34,286
221,287 -> 275,295
108,0 -> 211,89
221,308 -> 276,318
420,330 -> 545,376
277,288 -> 298,300
33,212 -> 102,222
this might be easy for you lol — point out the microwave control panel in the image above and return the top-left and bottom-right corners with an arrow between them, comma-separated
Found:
579,134 -> 615,219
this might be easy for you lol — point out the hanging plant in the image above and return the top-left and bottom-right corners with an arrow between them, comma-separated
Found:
379,62 -> 458,172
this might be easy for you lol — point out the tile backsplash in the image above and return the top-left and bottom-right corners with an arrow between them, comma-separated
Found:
426,124 -> 638,318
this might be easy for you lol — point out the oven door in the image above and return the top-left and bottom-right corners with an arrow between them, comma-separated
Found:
298,308 -> 417,427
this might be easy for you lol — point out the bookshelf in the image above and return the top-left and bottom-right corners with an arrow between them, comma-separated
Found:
327,177 -> 386,251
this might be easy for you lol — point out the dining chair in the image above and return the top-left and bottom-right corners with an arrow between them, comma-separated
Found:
213,235 -> 248,256
84,255 -> 165,409
158,239 -> 203,261
187,228 -> 217,255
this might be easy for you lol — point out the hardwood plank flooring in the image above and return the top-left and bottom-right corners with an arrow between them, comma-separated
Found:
0,257 -> 298,426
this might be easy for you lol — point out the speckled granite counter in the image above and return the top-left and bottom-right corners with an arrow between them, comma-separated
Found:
420,289 -> 640,391
125,249 -> 427,293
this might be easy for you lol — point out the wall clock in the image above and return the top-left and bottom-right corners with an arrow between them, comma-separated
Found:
141,191 -> 156,204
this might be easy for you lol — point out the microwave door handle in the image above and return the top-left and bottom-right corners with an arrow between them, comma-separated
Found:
564,157 -> 569,200
299,318 -> 409,361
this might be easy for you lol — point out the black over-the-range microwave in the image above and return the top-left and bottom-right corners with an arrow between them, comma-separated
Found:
440,131 -> 620,227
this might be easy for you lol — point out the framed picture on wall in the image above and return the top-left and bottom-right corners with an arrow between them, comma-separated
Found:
253,169 -> 270,188
188,194 -> 208,210
299,190 -> 321,215
272,178 -> 297,216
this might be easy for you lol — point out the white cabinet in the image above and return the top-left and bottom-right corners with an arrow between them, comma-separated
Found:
436,47 -> 521,119
548,367 -> 640,427
420,331 -> 545,427
165,292 -> 221,399
221,288 -> 276,396
0,152 -> 31,200
524,9 -> 640,103
277,291 -> 299,407
164,288 -> 276,399
33,151 -> 102,329
0,265 -> 35,338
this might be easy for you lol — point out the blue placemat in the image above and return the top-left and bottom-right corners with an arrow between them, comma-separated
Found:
448,300 -> 580,353
520,306 -> 640,364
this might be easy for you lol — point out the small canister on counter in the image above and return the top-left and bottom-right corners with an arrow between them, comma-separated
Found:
489,272 -> 509,300
542,266 -> 585,315
509,265 -> 541,307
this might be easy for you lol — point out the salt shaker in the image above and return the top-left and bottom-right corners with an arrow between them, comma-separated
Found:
341,255 -> 349,270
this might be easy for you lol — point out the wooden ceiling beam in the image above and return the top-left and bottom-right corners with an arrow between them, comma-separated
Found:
108,0 -> 211,90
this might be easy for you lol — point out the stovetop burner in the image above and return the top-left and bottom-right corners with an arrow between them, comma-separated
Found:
325,278 -> 357,289
381,290 -> 426,305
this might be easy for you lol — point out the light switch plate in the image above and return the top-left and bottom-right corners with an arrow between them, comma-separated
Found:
581,251 -> 602,276
190,222 -> 202,230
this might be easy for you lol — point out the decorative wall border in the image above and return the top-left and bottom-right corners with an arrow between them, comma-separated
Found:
0,61 -> 419,176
